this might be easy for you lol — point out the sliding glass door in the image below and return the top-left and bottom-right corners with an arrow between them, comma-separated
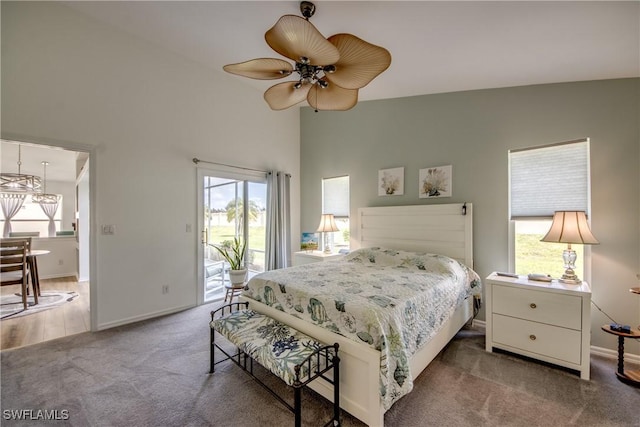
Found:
197,169 -> 266,303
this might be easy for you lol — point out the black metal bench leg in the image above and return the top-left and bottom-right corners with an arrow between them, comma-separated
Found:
333,353 -> 341,426
210,327 -> 215,373
294,385 -> 302,427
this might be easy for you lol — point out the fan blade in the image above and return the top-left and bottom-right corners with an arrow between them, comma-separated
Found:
325,34 -> 392,89
265,15 -> 340,65
264,81 -> 311,110
223,58 -> 292,80
307,82 -> 358,111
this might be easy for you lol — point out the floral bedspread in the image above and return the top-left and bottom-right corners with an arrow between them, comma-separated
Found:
243,247 -> 481,410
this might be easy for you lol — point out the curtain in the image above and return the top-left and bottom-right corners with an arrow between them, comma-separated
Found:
265,171 -> 291,270
39,201 -> 59,237
1,193 -> 26,237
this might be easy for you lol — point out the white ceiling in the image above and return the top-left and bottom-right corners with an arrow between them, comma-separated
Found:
3,1 -> 638,182
62,0 -> 639,102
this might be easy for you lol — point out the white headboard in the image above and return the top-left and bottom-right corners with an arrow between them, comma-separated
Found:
357,203 -> 473,268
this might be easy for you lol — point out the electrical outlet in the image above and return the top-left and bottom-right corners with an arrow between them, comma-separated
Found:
162,285 -> 169,294
58,259 -> 63,266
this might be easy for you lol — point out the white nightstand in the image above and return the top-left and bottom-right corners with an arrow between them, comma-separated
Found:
292,251 -> 344,266
485,273 -> 592,380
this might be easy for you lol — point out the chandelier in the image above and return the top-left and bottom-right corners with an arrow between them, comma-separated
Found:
0,144 -> 42,193
223,1 -> 391,111
32,161 -> 60,204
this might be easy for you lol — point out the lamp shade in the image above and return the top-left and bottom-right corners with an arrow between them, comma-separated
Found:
541,211 -> 599,245
316,214 -> 339,233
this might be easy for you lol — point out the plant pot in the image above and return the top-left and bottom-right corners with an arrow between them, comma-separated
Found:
229,268 -> 247,286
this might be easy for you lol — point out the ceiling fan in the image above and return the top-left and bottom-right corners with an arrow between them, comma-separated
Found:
223,1 -> 392,112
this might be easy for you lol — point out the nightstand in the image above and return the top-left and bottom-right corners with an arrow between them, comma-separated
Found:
485,273 -> 592,380
292,251 -> 344,266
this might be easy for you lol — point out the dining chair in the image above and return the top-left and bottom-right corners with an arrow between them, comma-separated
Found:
0,239 -> 32,310
1,237 -> 37,297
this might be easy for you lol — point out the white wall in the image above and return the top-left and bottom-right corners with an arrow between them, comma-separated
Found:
78,164 -> 90,282
31,237 -> 78,279
47,180 -> 76,233
1,2 -> 300,329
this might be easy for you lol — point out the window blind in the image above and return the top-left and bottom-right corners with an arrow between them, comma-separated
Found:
509,139 -> 589,219
322,176 -> 350,217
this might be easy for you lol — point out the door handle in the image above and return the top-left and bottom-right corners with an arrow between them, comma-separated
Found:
201,229 -> 208,245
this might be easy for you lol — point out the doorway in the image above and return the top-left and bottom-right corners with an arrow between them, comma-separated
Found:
197,168 -> 266,304
0,139 -> 93,348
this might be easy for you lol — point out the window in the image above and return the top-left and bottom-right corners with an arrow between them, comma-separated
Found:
509,139 -> 590,277
0,196 -> 62,237
322,175 -> 350,250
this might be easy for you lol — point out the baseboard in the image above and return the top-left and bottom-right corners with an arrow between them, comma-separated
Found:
39,273 -> 77,280
470,319 -> 639,365
97,303 -> 195,330
591,345 -> 640,365
473,319 -> 486,329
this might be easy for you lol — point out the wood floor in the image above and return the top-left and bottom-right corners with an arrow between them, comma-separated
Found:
0,277 -> 90,350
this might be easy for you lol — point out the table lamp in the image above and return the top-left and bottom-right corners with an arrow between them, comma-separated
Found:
316,214 -> 339,254
541,211 -> 599,284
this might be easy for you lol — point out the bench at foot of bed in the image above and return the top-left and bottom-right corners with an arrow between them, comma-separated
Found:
210,302 -> 341,427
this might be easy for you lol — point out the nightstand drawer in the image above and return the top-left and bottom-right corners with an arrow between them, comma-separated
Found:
492,314 -> 582,364
492,284 -> 582,330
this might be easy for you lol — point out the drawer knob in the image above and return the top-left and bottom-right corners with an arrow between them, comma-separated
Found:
529,334 -> 537,341
529,303 -> 537,309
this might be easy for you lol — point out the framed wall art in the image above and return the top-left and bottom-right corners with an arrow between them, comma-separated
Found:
419,165 -> 452,198
300,232 -> 319,251
378,167 -> 404,196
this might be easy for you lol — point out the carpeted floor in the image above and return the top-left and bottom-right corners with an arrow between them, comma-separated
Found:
1,302 -> 639,426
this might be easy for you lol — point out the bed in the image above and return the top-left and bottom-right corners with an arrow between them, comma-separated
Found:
241,203 -> 480,426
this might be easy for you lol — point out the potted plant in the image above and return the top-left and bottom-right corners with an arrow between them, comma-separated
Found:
210,237 -> 247,286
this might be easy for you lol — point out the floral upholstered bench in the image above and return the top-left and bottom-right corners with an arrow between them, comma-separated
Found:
210,302 -> 341,427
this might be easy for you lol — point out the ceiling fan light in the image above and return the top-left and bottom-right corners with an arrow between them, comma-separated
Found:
323,65 -> 336,74
225,2 -> 391,111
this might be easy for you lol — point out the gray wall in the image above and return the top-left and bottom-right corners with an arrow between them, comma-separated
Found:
300,78 -> 640,354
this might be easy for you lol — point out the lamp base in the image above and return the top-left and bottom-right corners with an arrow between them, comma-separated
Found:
559,269 -> 581,284
323,233 -> 332,254
560,250 -> 580,284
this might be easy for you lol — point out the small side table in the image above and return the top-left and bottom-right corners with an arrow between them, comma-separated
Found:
224,283 -> 246,303
601,325 -> 640,387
